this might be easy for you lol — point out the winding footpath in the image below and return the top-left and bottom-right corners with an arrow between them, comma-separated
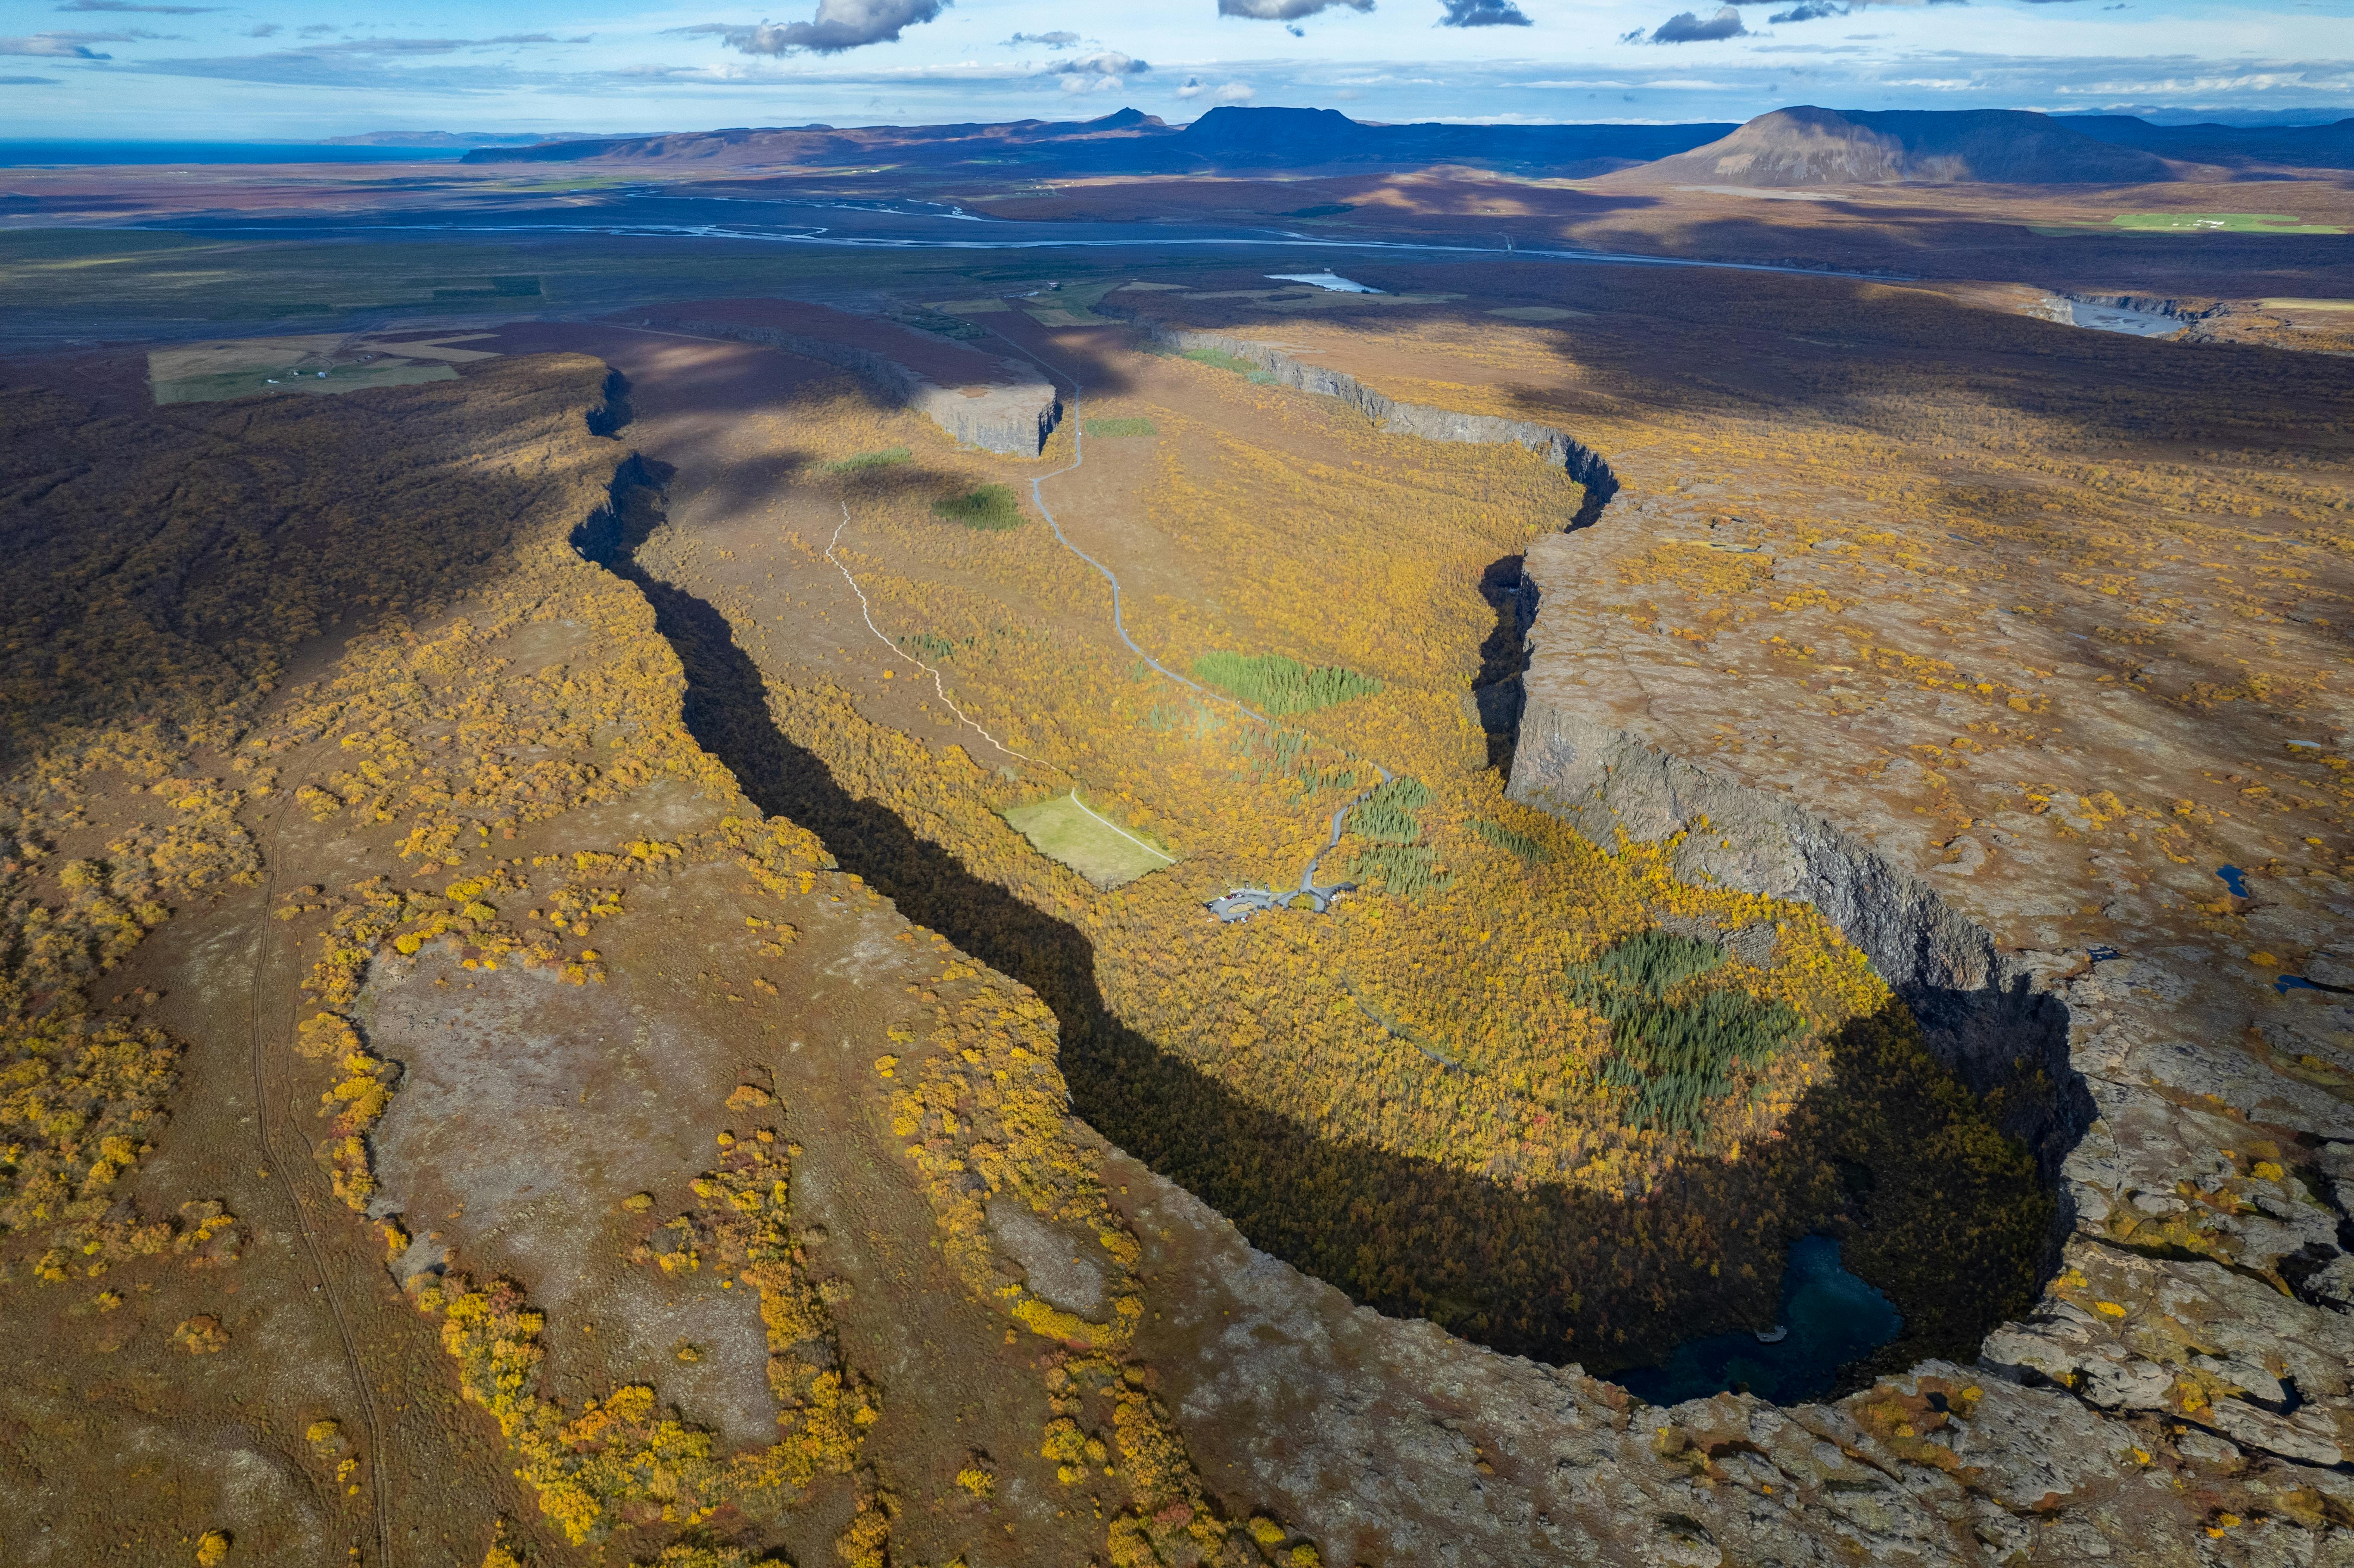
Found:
824,502 -> 1038,765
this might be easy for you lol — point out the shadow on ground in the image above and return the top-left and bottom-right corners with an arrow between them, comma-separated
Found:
573,410 -> 2057,1383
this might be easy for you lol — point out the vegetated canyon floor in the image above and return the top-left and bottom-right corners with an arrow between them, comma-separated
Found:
0,221 -> 2350,1568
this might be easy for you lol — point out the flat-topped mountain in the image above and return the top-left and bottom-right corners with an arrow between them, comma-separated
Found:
1618,105 -> 2175,186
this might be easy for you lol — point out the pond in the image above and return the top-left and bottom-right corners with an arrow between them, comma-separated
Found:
1614,1235 -> 1901,1407
1265,271 -> 1383,293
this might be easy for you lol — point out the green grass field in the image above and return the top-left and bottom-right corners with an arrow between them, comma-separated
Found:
1002,793 -> 1173,888
820,446 -> 912,473
933,483 -> 1024,531
2032,212 -> 2347,238
2110,212 -> 2345,235
1082,417 -> 1158,438
1182,346 -> 1277,384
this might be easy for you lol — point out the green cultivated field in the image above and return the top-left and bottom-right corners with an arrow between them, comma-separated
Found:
1002,793 -> 1173,888
2033,212 -> 2347,237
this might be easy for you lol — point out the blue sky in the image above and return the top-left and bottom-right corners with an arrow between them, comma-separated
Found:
2,0 -> 2349,137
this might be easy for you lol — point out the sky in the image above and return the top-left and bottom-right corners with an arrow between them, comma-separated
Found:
2,0 -> 2350,139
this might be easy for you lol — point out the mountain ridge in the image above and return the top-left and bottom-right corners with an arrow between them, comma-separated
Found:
452,103 -> 2354,184
458,106 -> 1735,177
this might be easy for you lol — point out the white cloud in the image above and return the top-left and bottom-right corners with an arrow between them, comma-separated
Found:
678,0 -> 950,58
1218,0 -> 1376,19
1050,49 -> 1149,76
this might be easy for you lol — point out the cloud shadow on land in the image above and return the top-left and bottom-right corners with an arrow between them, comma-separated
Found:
572,423 -> 2059,1388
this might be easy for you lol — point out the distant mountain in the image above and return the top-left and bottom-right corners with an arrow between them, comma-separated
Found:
460,109 -> 1174,169
1168,106 -> 1733,171
326,131 -> 598,148
460,107 -> 1733,178
2062,115 -> 2354,171
1619,106 -> 2173,187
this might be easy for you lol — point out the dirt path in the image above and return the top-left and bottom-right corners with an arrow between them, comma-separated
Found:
985,321 -> 1394,914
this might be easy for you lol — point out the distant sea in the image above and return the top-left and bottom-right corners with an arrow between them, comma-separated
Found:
0,141 -> 474,167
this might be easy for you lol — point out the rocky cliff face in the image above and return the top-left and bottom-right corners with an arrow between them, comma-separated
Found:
1148,325 -> 1618,519
1115,319 -> 2354,1563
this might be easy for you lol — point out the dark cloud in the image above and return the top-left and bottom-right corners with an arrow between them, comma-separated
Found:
1769,0 -> 1847,18
1437,0 -> 1532,23
243,22 -> 277,36
1051,49 -> 1148,75
55,0 -> 219,12
1218,0 -> 1376,19
0,72 -> 61,81
679,0 -> 950,55
1006,29 -> 1080,47
296,23 -> 337,35
1647,5 -> 1747,40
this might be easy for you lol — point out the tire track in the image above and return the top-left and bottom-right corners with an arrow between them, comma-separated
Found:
248,802 -> 397,1568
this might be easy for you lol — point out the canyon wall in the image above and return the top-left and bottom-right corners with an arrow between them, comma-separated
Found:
1148,322 -> 2084,1171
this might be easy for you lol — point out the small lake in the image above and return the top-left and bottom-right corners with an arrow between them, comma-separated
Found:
1614,1235 -> 1901,1407
1266,271 -> 1383,293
